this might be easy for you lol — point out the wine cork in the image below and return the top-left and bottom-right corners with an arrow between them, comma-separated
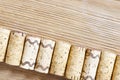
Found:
35,39 -> 55,73
65,46 -> 86,80
5,31 -> 26,66
96,50 -> 116,80
49,41 -> 71,76
112,55 -> 120,80
80,49 -> 101,80
0,28 -> 10,62
20,36 -> 40,70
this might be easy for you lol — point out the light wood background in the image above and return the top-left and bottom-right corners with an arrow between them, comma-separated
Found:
0,0 -> 120,80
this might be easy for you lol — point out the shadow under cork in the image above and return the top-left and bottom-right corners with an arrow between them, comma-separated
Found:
0,62 -> 70,80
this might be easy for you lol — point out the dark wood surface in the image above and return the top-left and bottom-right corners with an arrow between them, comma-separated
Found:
0,63 -> 69,80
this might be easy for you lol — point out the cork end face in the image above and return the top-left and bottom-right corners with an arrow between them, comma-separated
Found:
11,31 -> 26,37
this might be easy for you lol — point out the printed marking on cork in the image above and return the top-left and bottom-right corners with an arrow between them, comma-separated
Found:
20,36 -> 40,70
80,49 -> 101,80
35,39 -> 55,73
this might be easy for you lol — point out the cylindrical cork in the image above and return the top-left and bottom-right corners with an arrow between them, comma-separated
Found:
20,36 -> 40,70
49,41 -> 71,76
112,55 -> 120,80
5,31 -> 26,66
65,46 -> 86,80
80,49 -> 101,80
35,39 -> 55,73
0,28 -> 10,62
96,50 -> 116,80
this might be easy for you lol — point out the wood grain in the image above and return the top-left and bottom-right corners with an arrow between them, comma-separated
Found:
0,0 -> 120,80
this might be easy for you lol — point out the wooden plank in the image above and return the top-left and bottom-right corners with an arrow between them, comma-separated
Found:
0,63 -> 68,80
0,0 -> 120,80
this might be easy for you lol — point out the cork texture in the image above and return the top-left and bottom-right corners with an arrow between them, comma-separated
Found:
0,28 -> 10,62
96,50 -> 116,80
5,31 -> 26,66
112,55 -> 120,80
35,39 -> 55,73
50,41 -> 71,76
65,46 -> 86,80
20,36 -> 40,70
81,49 -> 101,80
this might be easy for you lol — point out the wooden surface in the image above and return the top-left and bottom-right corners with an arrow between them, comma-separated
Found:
0,0 -> 120,80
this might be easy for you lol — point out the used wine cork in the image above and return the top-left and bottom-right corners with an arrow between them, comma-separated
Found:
65,46 -> 86,80
80,49 -> 101,80
0,28 -> 10,62
112,55 -> 120,80
20,36 -> 40,70
49,41 -> 71,76
35,39 -> 55,73
96,50 -> 116,80
5,31 -> 26,66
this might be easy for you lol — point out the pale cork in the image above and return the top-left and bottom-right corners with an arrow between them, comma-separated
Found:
49,41 -> 71,76
65,46 -> 86,80
0,28 -> 10,62
96,50 -> 116,80
35,39 -> 55,73
20,36 -> 40,70
5,31 -> 26,66
112,55 -> 120,80
80,49 -> 101,80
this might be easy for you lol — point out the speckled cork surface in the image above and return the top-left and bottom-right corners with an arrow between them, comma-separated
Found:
81,49 -> 101,80
50,41 -> 71,76
5,31 -> 26,66
112,56 -> 120,80
35,39 -> 55,73
65,46 -> 86,80
20,36 -> 40,70
0,28 -> 10,62
96,51 -> 116,80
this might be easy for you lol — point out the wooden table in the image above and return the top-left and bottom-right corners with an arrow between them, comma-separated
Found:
0,0 -> 120,80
